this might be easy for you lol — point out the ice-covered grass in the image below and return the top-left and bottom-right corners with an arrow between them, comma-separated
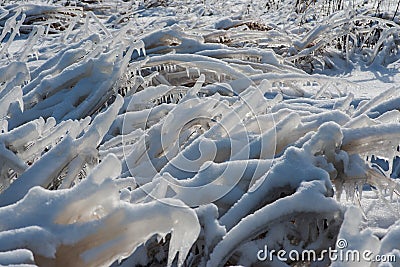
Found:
0,0 -> 400,266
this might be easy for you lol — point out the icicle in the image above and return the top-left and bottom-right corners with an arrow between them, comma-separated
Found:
44,22 -> 51,39
84,12 -> 91,37
221,73 -> 226,82
357,181 -> 363,200
135,47 -> 141,57
216,71 -> 221,82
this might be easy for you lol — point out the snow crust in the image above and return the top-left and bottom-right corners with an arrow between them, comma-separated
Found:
0,0 -> 400,266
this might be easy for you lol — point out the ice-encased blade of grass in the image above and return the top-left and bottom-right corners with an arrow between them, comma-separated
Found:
220,122 -> 340,231
0,95 -> 122,206
0,154 -> 200,267
0,249 -> 36,266
207,180 -> 342,267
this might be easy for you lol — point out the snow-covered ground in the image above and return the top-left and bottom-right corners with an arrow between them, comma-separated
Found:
0,0 -> 400,266
317,61 -> 400,98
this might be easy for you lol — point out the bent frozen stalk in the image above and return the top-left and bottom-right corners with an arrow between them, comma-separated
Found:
0,0 -> 399,266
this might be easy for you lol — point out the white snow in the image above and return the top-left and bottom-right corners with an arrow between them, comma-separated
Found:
0,0 -> 400,266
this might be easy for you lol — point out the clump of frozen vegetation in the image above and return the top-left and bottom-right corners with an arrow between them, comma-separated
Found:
0,0 -> 400,266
